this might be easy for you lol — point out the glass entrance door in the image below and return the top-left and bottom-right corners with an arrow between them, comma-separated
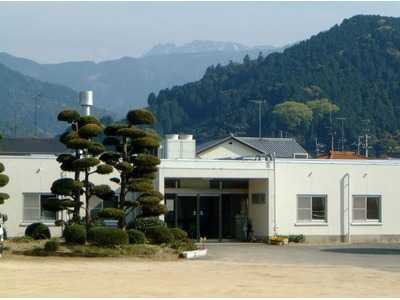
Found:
177,195 -> 197,239
199,195 -> 220,239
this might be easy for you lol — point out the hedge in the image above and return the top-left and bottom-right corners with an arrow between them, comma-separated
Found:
88,227 -> 128,247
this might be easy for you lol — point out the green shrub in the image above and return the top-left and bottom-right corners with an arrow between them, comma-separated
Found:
44,238 -> 60,252
288,234 -> 305,243
25,223 -> 51,240
97,208 -> 124,220
87,227 -> 128,247
64,224 -> 87,244
145,226 -> 174,245
129,217 -> 165,233
127,229 -> 146,244
169,227 -> 188,241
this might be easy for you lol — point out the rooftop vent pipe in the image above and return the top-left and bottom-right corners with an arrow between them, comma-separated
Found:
79,90 -> 94,116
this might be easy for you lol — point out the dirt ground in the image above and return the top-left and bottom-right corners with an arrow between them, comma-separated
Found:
1,245 -> 400,298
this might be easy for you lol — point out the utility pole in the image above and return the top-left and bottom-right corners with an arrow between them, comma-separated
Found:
250,99 -> 266,139
357,136 -> 361,155
336,117 -> 346,152
361,119 -> 370,158
33,93 -> 41,137
13,110 -> 17,137
327,110 -> 334,152
315,138 -> 319,157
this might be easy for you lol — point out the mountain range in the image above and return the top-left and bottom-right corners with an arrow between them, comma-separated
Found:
0,41 -> 280,116
148,15 -> 400,156
0,62 -> 79,137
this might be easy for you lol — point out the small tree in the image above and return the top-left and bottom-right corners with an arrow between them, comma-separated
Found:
100,109 -> 166,228
48,110 -> 114,226
0,134 -> 10,222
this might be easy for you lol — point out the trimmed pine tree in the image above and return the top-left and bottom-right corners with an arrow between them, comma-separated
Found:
0,134 -> 10,222
48,110 -> 114,226
101,109 -> 166,228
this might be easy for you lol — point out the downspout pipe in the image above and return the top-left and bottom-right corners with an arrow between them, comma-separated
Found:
265,152 -> 277,236
344,172 -> 351,243
273,152 -> 277,236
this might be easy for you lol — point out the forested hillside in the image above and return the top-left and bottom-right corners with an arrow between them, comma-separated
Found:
149,15 -> 400,157
0,62 -> 106,137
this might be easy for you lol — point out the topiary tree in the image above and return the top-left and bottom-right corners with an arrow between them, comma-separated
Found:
0,134 -> 10,223
100,109 -> 166,229
48,110 -> 114,226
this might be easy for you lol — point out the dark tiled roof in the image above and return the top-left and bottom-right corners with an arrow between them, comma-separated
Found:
0,138 -> 67,155
197,135 -> 308,158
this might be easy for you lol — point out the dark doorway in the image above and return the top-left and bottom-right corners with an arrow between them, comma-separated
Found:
222,194 -> 245,239
177,196 -> 197,239
199,195 -> 220,239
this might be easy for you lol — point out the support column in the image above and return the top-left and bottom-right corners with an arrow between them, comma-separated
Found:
218,180 -> 223,242
196,194 -> 200,240
174,194 -> 178,227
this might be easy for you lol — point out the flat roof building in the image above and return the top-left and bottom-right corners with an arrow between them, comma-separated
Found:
1,136 -> 400,243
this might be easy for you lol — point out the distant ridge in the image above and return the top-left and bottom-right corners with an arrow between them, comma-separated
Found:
0,40 -> 282,114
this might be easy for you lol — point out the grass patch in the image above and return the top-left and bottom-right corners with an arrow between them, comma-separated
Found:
7,239 -> 178,260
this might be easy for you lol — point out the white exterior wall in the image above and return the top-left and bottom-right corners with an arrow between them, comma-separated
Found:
0,155 -> 118,237
274,159 -> 400,240
248,179 -> 269,237
159,158 -> 400,241
198,140 -> 261,159
3,152 -> 400,241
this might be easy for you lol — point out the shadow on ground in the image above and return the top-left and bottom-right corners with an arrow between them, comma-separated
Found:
322,247 -> 400,255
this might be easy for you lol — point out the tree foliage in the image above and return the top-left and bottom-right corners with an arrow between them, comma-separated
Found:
0,135 -> 9,217
272,101 -> 313,133
148,15 -> 400,156
49,110 -> 114,225
100,109 -> 165,228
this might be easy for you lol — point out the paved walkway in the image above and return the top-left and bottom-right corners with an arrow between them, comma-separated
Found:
204,242 -> 400,272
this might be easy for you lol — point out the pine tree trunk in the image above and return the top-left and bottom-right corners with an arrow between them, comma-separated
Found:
73,149 -> 81,222
84,168 -> 91,226
119,137 -> 128,229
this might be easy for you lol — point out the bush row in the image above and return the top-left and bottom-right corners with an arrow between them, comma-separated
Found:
24,220 -> 193,249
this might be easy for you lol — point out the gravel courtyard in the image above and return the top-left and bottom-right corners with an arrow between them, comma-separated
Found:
1,243 -> 400,297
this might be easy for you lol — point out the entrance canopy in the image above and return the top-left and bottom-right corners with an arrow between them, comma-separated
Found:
158,159 -> 272,240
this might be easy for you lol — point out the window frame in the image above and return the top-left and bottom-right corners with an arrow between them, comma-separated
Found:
23,193 -> 57,224
352,195 -> 382,224
296,194 -> 328,224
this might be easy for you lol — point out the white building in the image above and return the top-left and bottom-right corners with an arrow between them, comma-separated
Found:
0,138 -> 118,237
1,135 -> 400,243
157,134 -> 400,242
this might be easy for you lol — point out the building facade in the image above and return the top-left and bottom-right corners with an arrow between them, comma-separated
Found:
1,136 -> 400,243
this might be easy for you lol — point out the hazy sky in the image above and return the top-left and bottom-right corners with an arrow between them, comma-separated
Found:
1,1 -> 399,63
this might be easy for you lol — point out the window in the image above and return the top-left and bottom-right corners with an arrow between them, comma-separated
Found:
222,180 -> 249,189
353,195 -> 381,222
297,195 -> 327,222
252,193 -> 266,204
23,193 -> 57,223
165,179 -> 179,189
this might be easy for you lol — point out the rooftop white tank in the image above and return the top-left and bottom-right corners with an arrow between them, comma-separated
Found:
163,134 -> 196,159
79,90 -> 94,116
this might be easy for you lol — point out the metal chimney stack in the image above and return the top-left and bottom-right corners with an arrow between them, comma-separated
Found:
79,90 -> 94,116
